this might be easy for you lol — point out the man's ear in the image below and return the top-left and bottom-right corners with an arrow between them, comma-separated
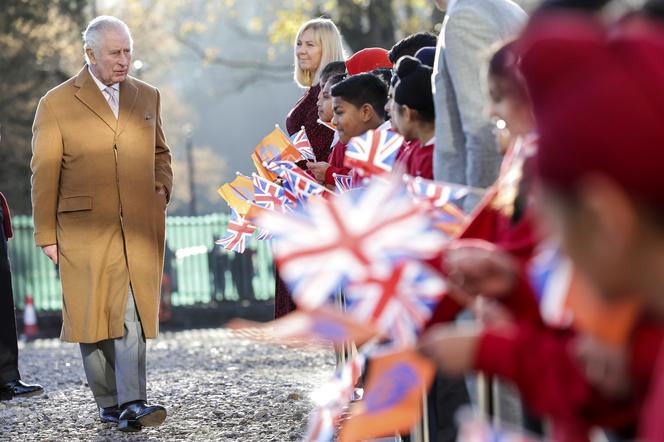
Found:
86,48 -> 96,65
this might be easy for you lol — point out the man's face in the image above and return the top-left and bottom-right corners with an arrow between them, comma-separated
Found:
332,96 -> 367,144
87,28 -> 132,85
317,79 -> 335,122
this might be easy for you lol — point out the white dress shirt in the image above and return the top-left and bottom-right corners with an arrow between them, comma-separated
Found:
88,65 -> 120,118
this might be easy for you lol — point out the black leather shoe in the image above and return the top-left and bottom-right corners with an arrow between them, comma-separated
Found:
99,405 -> 122,424
0,379 -> 44,401
118,400 -> 166,432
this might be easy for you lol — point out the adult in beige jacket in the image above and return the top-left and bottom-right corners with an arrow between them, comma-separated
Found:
30,16 -> 172,432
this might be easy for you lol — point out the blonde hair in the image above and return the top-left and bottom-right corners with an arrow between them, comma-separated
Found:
293,18 -> 345,88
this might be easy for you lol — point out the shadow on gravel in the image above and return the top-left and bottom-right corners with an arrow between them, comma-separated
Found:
17,300 -> 276,340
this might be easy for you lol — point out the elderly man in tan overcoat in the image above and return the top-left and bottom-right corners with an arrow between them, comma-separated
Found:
30,16 -> 172,432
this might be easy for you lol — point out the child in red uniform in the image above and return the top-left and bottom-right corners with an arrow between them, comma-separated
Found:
306,73 -> 387,187
316,61 -> 346,119
389,56 -> 435,179
315,73 -> 346,150
426,39 -> 540,328
419,13 -> 664,441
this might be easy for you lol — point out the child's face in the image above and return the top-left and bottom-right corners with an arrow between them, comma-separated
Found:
385,85 -> 395,127
317,79 -> 335,122
536,184 -> 642,304
487,75 -> 534,138
332,96 -> 374,144
389,100 -> 414,140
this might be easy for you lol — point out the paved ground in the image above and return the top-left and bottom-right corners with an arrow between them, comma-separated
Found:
0,329 -> 335,441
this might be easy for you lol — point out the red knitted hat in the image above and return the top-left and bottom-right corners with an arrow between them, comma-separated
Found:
519,13 -> 664,206
345,47 -> 393,76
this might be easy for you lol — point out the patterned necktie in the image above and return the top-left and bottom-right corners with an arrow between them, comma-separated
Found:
104,86 -> 119,119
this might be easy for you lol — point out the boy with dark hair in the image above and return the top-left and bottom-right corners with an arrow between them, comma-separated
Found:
388,31 -> 438,64
306,73 -> 387,186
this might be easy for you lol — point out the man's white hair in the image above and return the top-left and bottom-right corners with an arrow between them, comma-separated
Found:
82,16 -> 133,64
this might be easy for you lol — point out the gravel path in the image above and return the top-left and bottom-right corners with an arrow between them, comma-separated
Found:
0,329 -> 335,441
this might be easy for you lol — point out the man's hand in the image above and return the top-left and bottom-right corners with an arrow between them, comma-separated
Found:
42,244 -> 58,265
155,184 -> 168,201
306,161 -> 331,183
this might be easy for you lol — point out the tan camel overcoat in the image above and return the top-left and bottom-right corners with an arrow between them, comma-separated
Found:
31,66 -> 173,343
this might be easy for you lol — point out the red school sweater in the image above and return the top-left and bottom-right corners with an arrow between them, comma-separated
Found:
475,319 -> 664,441
324,140 -> 351,186
406,140 -> 433,179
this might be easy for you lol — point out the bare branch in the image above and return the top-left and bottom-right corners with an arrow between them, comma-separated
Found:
175,35 -> 292,72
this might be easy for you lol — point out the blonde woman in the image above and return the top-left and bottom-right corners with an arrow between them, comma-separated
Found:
285,18 -> 345,162
277,18 -> 345,319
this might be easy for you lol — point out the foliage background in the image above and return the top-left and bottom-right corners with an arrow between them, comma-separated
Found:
1,0 -> 576,215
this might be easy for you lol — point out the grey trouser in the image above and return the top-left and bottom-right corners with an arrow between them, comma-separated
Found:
79,289 -> 146,408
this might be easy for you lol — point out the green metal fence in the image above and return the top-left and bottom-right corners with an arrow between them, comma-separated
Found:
8,214 -> 275,312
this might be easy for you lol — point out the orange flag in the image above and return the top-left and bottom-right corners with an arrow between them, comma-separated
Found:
339,349 -> 435,442
217,174 -> 254,216
251,127 -> 304,181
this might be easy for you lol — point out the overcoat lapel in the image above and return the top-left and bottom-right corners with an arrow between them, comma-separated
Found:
116,79 -> 138,136
73,67 -> 117,132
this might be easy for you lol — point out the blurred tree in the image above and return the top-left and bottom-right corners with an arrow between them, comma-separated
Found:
265,0 -> 445,52
0,0 -> 88,214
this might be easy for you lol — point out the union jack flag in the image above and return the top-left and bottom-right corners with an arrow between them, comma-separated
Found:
255,227 -> 273,241
432,203 -> 467,238
289,127 -> 316,161
252,173 -> 291,213
269,160 -> 331,204
344,129 -> 404,177
304,356 -> 365,442
403,176 -> 468,238
404,176 -> 470,208
263,161 -> 301,207
215,209 -> 256,253
257,176 -> 446,309
333,173 -> 356,193
345,261 -> 446,346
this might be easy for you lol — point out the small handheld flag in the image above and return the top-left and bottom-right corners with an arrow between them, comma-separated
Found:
332,173 -> 356,194
217,174 -> 254,216
344,128 -> 404,177
290,126 -> 316,161
339,349 -> 435,442
256,175 -> 445,309
215,209 -> 256,253
251,127 -> 304,181
345,261 -> 447,347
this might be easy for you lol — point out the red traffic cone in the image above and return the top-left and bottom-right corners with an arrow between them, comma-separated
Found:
23,295 -> 39,339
